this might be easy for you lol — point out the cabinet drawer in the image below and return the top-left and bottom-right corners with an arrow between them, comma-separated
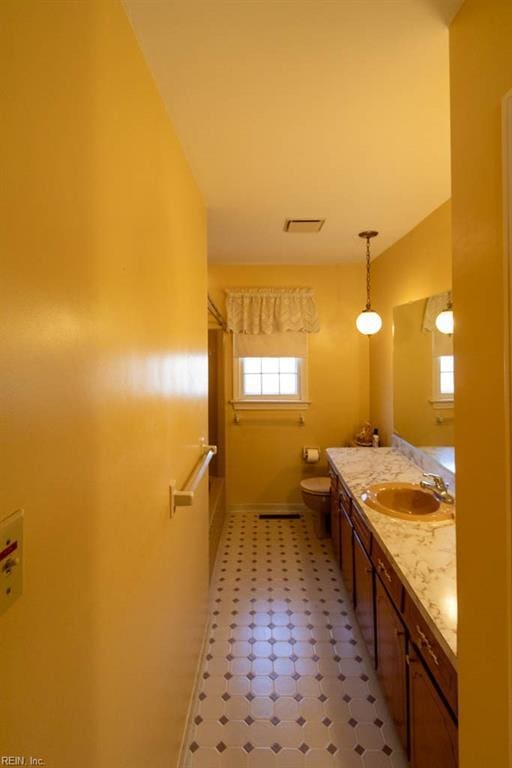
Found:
371,539 -> 403,610
351,504 -> 372,554
403,592 -> 458,717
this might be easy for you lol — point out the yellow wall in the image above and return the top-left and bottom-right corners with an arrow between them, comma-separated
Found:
0,3 -> 208,767
209,264 -> 370,505
393,298 -> 454,446
450,1 -> 512,764
369,201 -> 452,444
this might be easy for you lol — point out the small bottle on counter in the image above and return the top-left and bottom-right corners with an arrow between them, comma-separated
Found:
372,428 -> 380,448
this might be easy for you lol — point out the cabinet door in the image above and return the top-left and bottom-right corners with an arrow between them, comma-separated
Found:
329,475 -> 341,566
353,532 -> 375,662
408,647 -> 458,768
340,506 -> 354,600
375,578 -> 407,747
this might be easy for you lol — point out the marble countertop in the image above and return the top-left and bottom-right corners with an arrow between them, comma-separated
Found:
326,447 -> 457,667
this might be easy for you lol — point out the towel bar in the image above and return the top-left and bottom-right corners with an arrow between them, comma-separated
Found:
169,441 -> 217,517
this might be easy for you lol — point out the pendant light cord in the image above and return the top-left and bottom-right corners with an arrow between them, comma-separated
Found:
365,236 -> 371,310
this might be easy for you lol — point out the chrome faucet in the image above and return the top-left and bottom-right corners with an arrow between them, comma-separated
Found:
420,473 -> 454,504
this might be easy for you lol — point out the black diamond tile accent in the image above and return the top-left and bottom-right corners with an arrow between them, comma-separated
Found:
189,742 -> 199,753
348,718 -> 357,728
383,745 -> 393,756
355,744 -> 365,756
243,742 -> 254,753
216,741 -> 227,753
367,694 -> 376,703
221,692 -> 231,701
219,715 -> 229,725
271,743 -> 282,754
327,743 -> 338,755
271,716 -> 280,725
270,692 -> 279,702
194,715 -> 203,725
322,717 -> 332,727
318,694 -> 327,702
246,692 -> 255,701
374,718 -> 384,728
296,716 -> 306,726
299,743 -> 309,754
244,715 -> 255,725
343,694 -> 352,703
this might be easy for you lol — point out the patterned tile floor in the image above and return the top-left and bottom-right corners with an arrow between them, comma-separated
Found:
184,510 -> 408,768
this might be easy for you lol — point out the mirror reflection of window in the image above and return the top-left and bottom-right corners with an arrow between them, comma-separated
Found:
393,293 -> 455,466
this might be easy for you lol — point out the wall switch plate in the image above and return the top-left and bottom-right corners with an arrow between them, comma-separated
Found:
0,509 -> 23,616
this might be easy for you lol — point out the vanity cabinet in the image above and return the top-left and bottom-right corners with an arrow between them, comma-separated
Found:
375,578 -> 407,747
328,462 -> 458,768
408,647 -> 458,768
329,470 -> 341,565
353,531 -> 375,662
339,502 -> 354,600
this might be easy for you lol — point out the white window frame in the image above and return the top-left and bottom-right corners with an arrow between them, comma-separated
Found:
431,354 -> 455,408
231,355 -> 310,410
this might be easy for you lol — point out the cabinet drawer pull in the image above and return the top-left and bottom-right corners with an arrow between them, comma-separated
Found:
415,624 -> 440,666
394,628 -> 405,638
377,558 -> 392,583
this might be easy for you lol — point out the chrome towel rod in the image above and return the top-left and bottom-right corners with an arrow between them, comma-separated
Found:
169,441 -> 217,517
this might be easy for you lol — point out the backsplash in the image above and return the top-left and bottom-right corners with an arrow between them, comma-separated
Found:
392,434 -> 456,496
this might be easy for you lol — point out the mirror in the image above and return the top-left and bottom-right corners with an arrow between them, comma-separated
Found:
393,292 -> 454,472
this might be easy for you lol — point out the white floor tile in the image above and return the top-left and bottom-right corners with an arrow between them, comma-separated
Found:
184,511 -> 407,767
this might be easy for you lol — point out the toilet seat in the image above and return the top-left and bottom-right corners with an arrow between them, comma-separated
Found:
300,477 -> 331,496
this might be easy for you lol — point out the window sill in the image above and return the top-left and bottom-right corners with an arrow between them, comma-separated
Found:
230,399 -> 311,411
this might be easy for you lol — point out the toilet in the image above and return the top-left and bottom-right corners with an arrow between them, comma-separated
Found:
300,476 -> 331,539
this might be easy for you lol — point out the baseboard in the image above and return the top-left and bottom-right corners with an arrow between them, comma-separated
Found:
177,614 -> 210,768
227,502 -> 307,512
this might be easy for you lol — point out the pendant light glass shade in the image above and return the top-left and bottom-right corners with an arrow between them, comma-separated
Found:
356,230 -> 382,336
435,308 -> 454,335
356,309 -> 383,335
435,300 -> 454,335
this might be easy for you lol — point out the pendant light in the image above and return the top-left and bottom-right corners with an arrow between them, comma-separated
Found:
356,230 -> 382,336
435,299 -> 454,335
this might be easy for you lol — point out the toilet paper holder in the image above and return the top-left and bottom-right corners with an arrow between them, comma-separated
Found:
303,446 -> 321,462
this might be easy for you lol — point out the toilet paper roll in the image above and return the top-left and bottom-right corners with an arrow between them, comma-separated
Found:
304,447 -> 320,463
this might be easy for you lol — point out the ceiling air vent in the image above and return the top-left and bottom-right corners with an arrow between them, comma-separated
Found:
284,218 -> 325,233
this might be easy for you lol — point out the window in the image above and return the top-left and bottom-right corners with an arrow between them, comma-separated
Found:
433,354 -> 454,403
231,332 -> 310,410
241,357 -> 300,397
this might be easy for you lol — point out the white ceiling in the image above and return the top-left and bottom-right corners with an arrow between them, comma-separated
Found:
124,0 -> 463,264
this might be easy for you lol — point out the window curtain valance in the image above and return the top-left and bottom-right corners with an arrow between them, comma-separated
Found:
225,288 -> 320,335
